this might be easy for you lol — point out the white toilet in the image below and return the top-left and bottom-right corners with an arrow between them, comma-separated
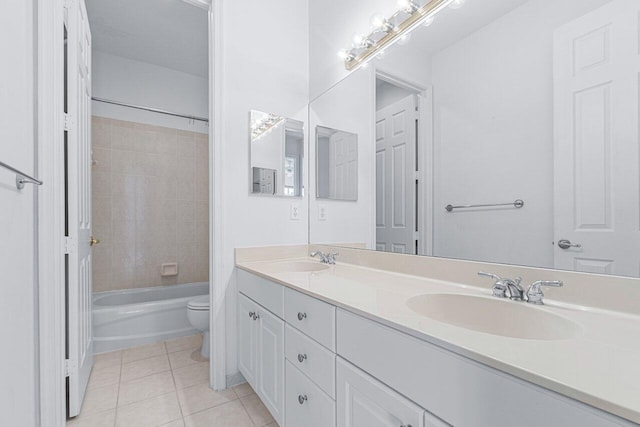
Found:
187,295 -> 210,359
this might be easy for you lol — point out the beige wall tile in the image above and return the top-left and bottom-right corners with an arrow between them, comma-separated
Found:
92,117 -> 208,293
92,117 -> 112,149
92,147 -> 111,173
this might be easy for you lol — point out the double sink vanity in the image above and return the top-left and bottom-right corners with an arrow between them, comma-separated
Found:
235,245 -> 640,427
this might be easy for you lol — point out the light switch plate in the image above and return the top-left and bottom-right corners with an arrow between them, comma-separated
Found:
290,203 -> 300,220
318,204 -> 327,221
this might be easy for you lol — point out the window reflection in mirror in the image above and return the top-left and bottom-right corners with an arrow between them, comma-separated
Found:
249,110 -> 304,197
316,126 -> 358,201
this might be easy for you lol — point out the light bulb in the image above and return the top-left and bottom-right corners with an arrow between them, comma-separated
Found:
337,49 -> 349,59
398,0 -> 418,13
422,15 -> 435,27
370,13 -> 385,29
352,33 -> 365,46
449,0 -> 465,9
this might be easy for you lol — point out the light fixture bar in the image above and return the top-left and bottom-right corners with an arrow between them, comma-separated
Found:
344,0 -> 456,71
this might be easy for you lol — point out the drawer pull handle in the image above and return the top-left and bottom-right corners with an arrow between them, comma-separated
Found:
297,353 -> 307,363
298,394 -> 308,405
297,312 -> 307,321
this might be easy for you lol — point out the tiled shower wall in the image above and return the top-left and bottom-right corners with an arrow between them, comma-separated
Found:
91,116 -> 209,292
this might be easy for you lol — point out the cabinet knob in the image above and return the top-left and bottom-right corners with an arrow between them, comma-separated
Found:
297,312 -> 307,321
248,311 -> 255,318
297,353 -> 307,363
298,394 -> 307,405
253,313 -> 260,320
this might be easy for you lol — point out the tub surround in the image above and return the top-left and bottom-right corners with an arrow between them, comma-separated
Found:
235,245 -> 640,424
91,116 -> 209,293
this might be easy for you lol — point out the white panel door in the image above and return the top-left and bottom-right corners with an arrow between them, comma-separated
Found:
329,131 -> 358,200
336,358 -> 425,427
257,306 -> 285,426
376,95 -> 417,254
554,0 -> 640,276
238,293 -> 258,389
66,0 -> 93,417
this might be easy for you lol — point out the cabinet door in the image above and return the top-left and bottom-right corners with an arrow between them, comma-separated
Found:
337,358 -> 424,427
238,293 -> 258,389
257,306 -> 285,426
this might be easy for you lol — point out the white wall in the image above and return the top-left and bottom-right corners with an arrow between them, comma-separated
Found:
431,0 -> 610,268
309,0 -> 395,99
0,0 -> 38,424
309,68 -> 375,248
92,51 -> 209,133
218,0 -> 309,378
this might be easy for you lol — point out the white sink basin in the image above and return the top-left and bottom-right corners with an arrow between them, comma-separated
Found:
406,293 -> 580,340
269,261 -> 330,273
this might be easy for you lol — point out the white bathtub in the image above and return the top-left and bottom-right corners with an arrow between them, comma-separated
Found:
93,282 -> 208,354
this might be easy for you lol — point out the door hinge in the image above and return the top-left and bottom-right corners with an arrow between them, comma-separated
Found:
414,171 -> 420,181
64,236 -> 76,254
63,113 -> 73,131
64,359 -> 76,377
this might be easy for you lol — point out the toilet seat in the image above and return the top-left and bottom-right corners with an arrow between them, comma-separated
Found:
188,295 -> 210,311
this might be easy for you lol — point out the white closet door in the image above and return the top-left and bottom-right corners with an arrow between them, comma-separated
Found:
376,95 -> 417,254
554,0 -> 640,276
66,0 -> 93,417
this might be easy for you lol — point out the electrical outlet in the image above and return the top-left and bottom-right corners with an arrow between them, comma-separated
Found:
318,204 -> 327,221
290,203 -> 300,220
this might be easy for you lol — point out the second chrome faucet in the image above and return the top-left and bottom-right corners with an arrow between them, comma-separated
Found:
478,272 -> 562,305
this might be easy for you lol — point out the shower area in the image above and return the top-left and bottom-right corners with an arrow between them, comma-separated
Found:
86,0 -> 210,353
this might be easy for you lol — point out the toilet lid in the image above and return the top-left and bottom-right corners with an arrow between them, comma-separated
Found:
188,295 -> 210,310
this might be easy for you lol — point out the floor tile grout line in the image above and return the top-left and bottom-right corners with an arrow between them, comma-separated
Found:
113,354 -> 122,427
237,395 -> 261,427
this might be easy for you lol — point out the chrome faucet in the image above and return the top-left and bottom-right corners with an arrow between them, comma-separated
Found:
525,280 -> 563,305
478,272 -> 524,300
310,250 -> 339,265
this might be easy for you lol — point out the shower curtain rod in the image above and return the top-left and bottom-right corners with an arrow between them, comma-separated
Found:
91,96 -> 209,123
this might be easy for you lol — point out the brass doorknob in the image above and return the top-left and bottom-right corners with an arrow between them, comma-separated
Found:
90,236 -> 100,247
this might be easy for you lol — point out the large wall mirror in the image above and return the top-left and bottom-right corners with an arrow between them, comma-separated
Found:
250,110 -> 304,196
309,0 -> 640,278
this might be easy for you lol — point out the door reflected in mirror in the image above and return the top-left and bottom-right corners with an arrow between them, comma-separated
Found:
308,0 -> 640,278
249,110 -> 304,197
316,126 -> 358,201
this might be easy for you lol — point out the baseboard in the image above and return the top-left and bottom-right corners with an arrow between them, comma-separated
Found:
225,371 -> 246,388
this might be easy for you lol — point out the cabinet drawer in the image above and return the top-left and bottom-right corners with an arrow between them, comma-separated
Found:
286,360 -> 336,427
284,288 -> 336,351
285,324 -> 336,398
336,357 -> 425,427
237,269 -> 284,318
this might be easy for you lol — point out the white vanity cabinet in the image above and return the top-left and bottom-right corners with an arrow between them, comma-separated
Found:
336,357 -> 435,427
237,291 -> 285,426
236,269 -> 636,427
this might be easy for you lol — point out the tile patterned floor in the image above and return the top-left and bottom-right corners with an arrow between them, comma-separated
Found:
67,334 -> 276,427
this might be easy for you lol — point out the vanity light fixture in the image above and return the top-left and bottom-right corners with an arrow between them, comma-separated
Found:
339,0 -> 463,71
251,113 -> 285,141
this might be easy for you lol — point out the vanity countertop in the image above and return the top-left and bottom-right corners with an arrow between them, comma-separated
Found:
236,255 -> 640,424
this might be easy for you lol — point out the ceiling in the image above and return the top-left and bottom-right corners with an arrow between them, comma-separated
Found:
85,0 -> 208,77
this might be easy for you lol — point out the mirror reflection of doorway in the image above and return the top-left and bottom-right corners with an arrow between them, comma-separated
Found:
375,77 -> 426,255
